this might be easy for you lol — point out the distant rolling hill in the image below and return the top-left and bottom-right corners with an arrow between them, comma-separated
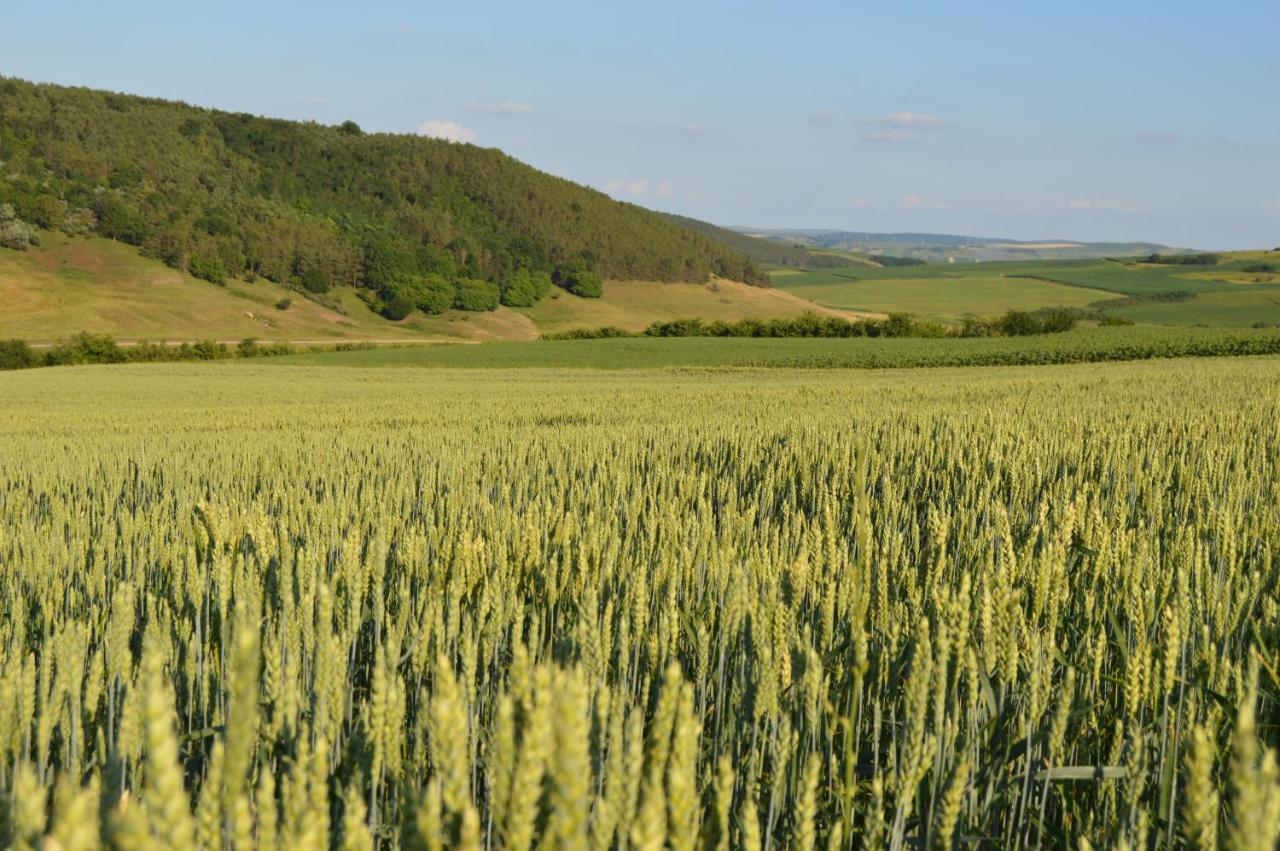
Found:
659,213 -> 853,269
734,228 -> 1186,263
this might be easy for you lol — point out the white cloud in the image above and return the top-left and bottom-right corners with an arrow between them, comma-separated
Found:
851,197 -> 873,209
1137,130 -> 1181,145
398,23 -> 415,33
416,120 -> 477,144
307,96 -> 331,106
882,111 -> 950,130
866,128 -> 914,143
466,100 -> 534,115
684,122 -> 707,133
865,111 -> 951,143
1065,197 -> 1136,213
900,193 -> 951,210
810,108 -> 836,125
605,178 -> 650,196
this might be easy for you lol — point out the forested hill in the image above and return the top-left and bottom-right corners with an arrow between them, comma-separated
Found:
0,77 -> 767,298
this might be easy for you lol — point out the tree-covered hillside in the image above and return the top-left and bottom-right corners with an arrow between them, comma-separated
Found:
0,77 -> 767,313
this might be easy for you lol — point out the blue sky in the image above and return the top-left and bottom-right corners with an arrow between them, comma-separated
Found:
4,1 -> 1278,248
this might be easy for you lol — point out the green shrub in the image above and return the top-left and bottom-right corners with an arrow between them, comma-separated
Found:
0,339 -> 37,370
0,204 -> 40,251
454,278 -> 500,311
542,326 -> 635,340
1100,314 -> 1135,326
43,333 -> 126,366
500,269 -> 553,307
553,261 -> 604,298
189,254 -> 228,285
1038,309 -> 1077,333
190,340 -> 229,359
380,290 -> 416,321
411,275 -> 456,315
998,310 -> 1043,336
275,298 -> 292,311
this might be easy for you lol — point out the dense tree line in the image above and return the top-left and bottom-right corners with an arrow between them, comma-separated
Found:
867,254 -> 927,267
545,309 -> 1077,340
1145,253 -> 1219,266
0,77 -> 766,318
0,333 -> 372,370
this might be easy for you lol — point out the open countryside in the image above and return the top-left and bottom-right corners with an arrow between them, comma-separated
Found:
2,3 -> 1279,850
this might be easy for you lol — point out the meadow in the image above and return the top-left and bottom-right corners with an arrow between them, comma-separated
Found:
771,255 -> 1280,327
1,355 -> 1279,849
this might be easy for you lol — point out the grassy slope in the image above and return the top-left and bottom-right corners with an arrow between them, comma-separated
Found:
0,233 -> 428,342
0,236 -> 856,343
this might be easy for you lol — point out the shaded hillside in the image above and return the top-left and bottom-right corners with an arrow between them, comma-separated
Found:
0,77 -> 767,308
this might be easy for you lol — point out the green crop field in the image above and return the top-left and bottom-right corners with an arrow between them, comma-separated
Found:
2,355 -> 1280,849
277,326 -> 1280,370
770,274 -> 1112,320
770,255 -> 1280,327
1107,288 -> 1280,328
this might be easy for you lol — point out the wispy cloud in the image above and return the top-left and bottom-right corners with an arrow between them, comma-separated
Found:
852,197 -> 873,209
307,96 -> 331,107
1065,197 -> 1136,213
810,108 -> 837,125
466,100 -> 533,115
882,111 -> 950,130
900,193 -> 951,210
398,23 -> 415,34
416,120 -> 477,144
684,122 -> 707,133
865,111 -> 952,142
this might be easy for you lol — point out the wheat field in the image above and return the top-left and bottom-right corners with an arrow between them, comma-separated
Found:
1,358 -> 1278,849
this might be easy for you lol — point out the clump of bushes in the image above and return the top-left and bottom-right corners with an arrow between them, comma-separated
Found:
0,204 -> 40,251
500,269 -> 553,307
547,309 -> 1079,342
0,339 -> 38,370
1145,252 -> 1219,266
543,326 -> 634,340
275,297 -> 292,311
453,279 -> 501,312
553,260 -> 604,298
189,254 -> 228,284
1,333 -> 312,371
